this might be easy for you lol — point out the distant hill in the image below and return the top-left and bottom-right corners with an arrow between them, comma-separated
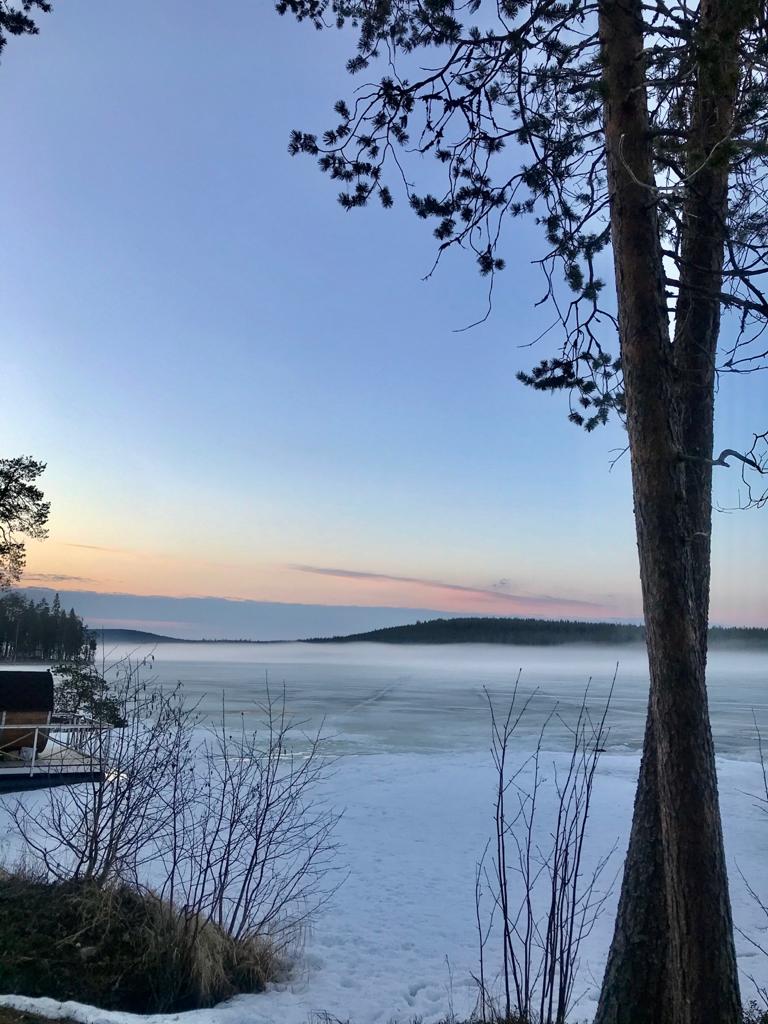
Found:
91,618 -> 768,647
94,628 -> 188,644
304,616 -> 768,647
305,617 -> 644,645
93,629 -> 280,645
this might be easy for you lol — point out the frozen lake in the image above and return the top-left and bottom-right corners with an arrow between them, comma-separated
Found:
100,640 -> 768,758
5,640 -> 768,1024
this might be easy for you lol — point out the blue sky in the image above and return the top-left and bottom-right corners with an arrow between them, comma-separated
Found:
2,1 -> 766,633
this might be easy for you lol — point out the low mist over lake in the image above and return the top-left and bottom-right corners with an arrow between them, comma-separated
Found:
102,640 -> 768,758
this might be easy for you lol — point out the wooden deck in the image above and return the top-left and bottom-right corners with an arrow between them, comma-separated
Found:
0,722 -> 106,793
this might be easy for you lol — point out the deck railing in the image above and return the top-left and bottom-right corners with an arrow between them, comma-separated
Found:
0,716 -> 111,780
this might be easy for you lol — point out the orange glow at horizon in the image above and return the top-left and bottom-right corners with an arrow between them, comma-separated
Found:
19,534 -> 766,628
20,537 -> 627,620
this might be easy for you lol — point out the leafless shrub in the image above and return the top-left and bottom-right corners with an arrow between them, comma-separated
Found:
735,715 -> 768,1011
9,659 -> 197,885
152,687 -> 342,949
475,676 -> 616,1024
755,713 -> 768,813
7,659 -> 341,962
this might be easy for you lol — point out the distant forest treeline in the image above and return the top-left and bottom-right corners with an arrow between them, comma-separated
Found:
0,593 -> 96,663
306,616 -> 768,647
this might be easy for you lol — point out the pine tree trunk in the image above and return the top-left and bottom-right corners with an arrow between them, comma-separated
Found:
594,714 -> 669,1024
595,1 -> 743,1021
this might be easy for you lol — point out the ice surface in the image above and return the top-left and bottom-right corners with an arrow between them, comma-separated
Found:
98,641 -> 768,756
1,643 -> 767,1024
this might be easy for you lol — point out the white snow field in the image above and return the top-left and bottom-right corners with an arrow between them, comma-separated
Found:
2,642 -> 768,1024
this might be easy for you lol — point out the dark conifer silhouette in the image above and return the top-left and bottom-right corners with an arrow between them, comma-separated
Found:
307,615 -> 768,648
0,1 -> 51,57
0,592 -> 95,663
0,457 -> 50,590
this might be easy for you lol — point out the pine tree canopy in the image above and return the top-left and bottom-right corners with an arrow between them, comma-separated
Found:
277,0 -> 768,443
0,457 -> 50,590
0,1 -> 51,56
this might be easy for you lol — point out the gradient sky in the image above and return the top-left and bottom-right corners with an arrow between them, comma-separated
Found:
2,1 -> 766,630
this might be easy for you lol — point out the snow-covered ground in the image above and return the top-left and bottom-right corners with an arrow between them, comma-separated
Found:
2,643 -> 768,1023
3,750 -> 768,1024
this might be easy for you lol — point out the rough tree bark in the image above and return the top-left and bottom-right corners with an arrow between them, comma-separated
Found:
594,1 -> 747,1022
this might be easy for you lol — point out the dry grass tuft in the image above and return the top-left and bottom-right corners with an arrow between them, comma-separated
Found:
0,875 -> 285,1013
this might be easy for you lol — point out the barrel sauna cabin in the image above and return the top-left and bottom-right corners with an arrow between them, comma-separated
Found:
0,669 -> 106,793
0,669 -> 52,756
